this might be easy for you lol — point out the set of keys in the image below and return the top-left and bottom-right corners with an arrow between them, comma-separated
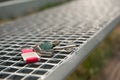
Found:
21,41 -> 76,63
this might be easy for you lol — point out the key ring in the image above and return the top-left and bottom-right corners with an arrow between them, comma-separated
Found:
21,40 -> 76,63
33,41 -> 76,56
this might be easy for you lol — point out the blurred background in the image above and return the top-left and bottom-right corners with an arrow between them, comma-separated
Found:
0,0 -> 120,80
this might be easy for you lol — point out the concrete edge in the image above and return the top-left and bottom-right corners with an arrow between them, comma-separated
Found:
0,0 -> 68,19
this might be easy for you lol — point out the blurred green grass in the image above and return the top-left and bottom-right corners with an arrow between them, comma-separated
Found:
67,24 -> 120,80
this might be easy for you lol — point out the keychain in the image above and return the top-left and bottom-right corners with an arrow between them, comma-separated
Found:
34,41 -> 76,56
21,40 -> 76,63
21,48 -> 40,63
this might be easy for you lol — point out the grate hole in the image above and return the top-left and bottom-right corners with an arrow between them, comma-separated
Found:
62,41 -> 69,43
61,35 -> 69,38
88,31 -> 94,34
53,50 -> 60,53
0,52 -> 7,55
74,41 -> 83,44
40,55 -> 54,58
16,53 -> 21,56
58,38 -> 66,40
29,38 -> 36,40
3,45 -> 10,48
67,38 -> 76,41
18,42 -> 26,45
12,46 -> 20,48
75,44 -> 80,47
52,35 -> 60,37
0,39 -> 5,41
23,39 -> 33,42
0,62 -> 14,66
13,62 -> 26,67
14,49 -> 20,52
74,33 -> 82,35
8,75 -> 24,80
40,64 -> 54,69
0,61 -> 3,63
26,43 -> 34,45
7,52 -> 17,56
15,40 -> 22,42
0,73 -> 10,79
71,35 -> 79,38
18,68 -> 33,74
0,66 -> 6,71
5,39 -> 12,41
59,44 -> 66,46
10,57 -> 21,61
33,70 -> 47,75
82,36 -> 90,38
86,33 -> 93,35
48,60 -> 60,64
4,48 -> 13,51
40,59 -> 47,63
4,67 -> 18,72
32,40 -> 40,43
46,37 -> 54,40
21,46 -> 31,48
24,76 -> 39,80
54,55 -> 66,59
26,63 -> 40,68
0,48 -> 3,51
78,38 -> 87,41
0,56 -> 10,60
59,51 -> 70,54
1,42 -> 6,44
9,42 -> 16,44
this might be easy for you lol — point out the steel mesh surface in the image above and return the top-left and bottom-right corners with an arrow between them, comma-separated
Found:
0,0 -> 120,80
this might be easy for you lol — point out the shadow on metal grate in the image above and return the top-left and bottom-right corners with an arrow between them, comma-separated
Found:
0,0 -> 120,80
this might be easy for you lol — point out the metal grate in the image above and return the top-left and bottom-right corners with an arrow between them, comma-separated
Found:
0,0 -> 120,80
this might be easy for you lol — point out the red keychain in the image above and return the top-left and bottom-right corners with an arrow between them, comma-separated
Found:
21,48 -> 40,63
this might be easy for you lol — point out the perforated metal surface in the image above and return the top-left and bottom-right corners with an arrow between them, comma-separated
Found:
0,0 -> 120,80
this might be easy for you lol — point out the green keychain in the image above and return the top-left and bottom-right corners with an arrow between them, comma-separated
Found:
39,41 -> 53,51
34,41 -> 60,55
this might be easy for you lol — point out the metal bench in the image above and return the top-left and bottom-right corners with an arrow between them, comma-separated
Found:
0,0 -> 120,80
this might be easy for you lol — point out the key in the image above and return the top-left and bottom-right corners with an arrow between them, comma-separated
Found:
53,44 -> 76,50
53,45 -> 76,53
64,47 -> 75,53
33,41 -> 76,56
52,41 -> 61,47
39,51 -> 53,57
